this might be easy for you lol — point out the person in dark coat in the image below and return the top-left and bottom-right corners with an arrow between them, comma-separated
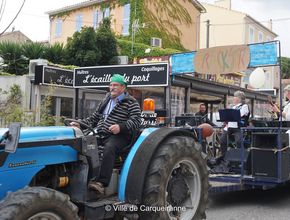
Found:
195,103 -> 216,126
71,74 -> 141,194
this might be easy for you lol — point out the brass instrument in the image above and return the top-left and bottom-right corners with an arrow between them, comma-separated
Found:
268,109 -> 279,120
268,96 -> 279,120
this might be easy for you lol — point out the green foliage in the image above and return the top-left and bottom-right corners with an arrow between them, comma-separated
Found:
37,95 -> 55,126
0,84 -> 59,127
22,42 -> 45,59
117,39 -> 181,61
0,42 -> 29,75
43,43 -> 65,64
0,41 -> 62,75
64,19 -> 118,66
64,27 -> 101,66
129,0 -> 144,39
116,0 -> 130,6
96,18 -> 118,65
37,86 -> 65,126
281,57 -> 290,79
130,0 -> 190,50
6,84 -> 22,104
0,84 -> 24,125
0,72 -> 13,76
47,62 -> 77,70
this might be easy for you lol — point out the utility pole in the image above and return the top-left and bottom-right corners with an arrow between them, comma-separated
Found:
131,0 -> 138,55
206,19 -> 210,48
205,20 -> 210,80
131,19 -> 138,54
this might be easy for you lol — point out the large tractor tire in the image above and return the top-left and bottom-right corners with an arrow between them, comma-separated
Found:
0,187 -> 80,220
140,135 -> 208,220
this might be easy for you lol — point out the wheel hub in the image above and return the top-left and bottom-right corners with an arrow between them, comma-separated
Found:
28,212 -> 62,220
167,173 -> 189,206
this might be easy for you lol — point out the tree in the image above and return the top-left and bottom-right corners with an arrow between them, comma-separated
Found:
0,84 -> 24,125
43,43 -> 65,64
0,42 -> 28,75
281,57 -> 290,79
96,18 -> 118,65
0,84 -> 59,127
64,27 -> 101,66
22,42 -> 45,59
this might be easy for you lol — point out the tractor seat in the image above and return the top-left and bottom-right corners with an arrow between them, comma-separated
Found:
114,131 -> 141,169
96,131 -> 141,169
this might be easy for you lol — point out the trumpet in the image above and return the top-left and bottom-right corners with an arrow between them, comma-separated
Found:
268,110 -> 279,119
268,96 -> 280,119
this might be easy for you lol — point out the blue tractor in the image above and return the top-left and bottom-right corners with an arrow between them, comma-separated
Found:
0,118 -> 208,219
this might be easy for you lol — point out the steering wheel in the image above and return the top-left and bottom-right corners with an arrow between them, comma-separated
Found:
64,118 -> 96,136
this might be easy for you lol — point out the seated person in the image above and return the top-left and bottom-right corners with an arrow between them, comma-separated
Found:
70,74 -> 141,194
272,85 -> 290,120
195,103 -> 216,126
210,91 -> 250,173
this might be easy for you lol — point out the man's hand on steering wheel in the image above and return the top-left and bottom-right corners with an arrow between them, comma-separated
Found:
64,118 -> 96,136
70,121 -> 81,128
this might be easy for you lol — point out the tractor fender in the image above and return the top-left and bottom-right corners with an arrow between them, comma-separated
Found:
118,127 -> 197,204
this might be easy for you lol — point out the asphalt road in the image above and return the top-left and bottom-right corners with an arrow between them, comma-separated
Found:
206,184 -> 290,220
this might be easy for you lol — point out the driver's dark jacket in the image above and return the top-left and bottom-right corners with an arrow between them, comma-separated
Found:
195,111 -> 216,126
81,92 -> 141,137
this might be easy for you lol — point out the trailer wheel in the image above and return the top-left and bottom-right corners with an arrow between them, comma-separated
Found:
0,187 -> 80,220
141,136 -> 208,220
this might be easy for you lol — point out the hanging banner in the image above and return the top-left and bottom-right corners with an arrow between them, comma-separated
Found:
171,52 -> 196,75
174,41 -> 278,76
248,41 -> 278,67
42,66 -> 73,87
194,45 -> 250,74
74,63 -> 168,88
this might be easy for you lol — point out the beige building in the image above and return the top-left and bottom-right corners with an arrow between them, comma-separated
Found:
199,0 -> 279,90
46,0 -> 205,51
0,30 -> 31,43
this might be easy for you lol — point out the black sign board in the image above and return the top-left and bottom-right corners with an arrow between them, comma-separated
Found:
43,66 -> 74,87
74,63 -> 168,88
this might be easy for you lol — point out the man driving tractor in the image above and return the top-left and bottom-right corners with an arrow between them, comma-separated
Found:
70,74 -> 141,195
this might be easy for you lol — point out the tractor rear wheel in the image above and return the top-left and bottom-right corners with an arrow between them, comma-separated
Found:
141,135 -> 208,220
0,187 -> 79,220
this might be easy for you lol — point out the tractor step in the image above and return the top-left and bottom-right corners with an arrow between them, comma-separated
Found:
85,195 -> 119,220
209,180 -> 244,193
209,174 -> 253,194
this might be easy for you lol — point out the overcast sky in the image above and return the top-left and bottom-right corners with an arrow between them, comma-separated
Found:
201,0 -> 290,57
0,0 -> 289,57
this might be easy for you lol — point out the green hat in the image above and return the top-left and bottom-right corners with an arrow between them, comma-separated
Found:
111,74 -> 127,86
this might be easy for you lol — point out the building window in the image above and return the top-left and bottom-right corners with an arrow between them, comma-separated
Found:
76,14 -> 83,32
258,31 -> 264,42
55,19 -> 62,37
93,11 -> 99,30
171,86 -> 185,124
61,97 -> 73,118
249,26 -> 255,43
122,4 -> 131,36
93,7 -> 110,30
104,7 -> 110,18
98,10 -> 104,27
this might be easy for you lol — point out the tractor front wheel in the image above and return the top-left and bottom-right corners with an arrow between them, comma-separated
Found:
141,135 -> 208,220
0,187 -> 79,220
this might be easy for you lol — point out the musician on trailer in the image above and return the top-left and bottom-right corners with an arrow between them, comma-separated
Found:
209,90 -> 250,173
195,103 -> 216,126
272,85 -> 290,120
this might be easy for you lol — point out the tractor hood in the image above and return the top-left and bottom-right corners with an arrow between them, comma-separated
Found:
0,126 -> 81,200
0,126 -> 76,143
